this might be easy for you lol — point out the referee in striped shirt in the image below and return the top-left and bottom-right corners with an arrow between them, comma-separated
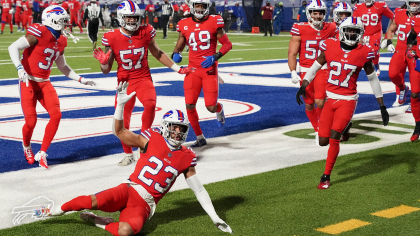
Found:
156,0 -> 174,39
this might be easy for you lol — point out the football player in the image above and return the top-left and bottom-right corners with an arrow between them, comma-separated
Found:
0,0 -> 14,34
332,2 -> 352,29
15,0 -> 24,32
353,0 -> 394,76
404,0 -> 420,141
288,0 -> 337,145
8,5 -> 96,169
68,0 -> 83,34
296,17 -> 389,189
21,0 -> 33,32
381,1 -> 417,108
45,82 -> 233,236
93,0 -> 194,166
171,0 -> 232,147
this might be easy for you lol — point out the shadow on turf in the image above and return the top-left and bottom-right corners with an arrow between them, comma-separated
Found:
138,196 -> 244,235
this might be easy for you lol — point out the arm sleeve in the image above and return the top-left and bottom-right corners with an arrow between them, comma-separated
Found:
303,60 -> 323,83
367,71 -> 383,98
217,33 -> 232,56
8,37 -> 31,68
383,6 -> 394,19
55,55 -> 82,82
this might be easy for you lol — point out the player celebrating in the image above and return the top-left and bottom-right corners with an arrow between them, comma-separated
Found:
93,0 -> 194,166
68,0 -> 83,34
0,0 -> 14,34
44,82 -> 233,236
288,0 -> 337,145
296,17 -> 389,189
172,0 -> 232,147
353,0 -> 394,76
404,0 -> 420,141
8,5 -> 96,169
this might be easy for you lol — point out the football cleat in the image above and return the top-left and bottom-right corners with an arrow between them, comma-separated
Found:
410,122 -> 420,142
118,154 -> 135,166
80,212 -> 114,225
317,174 -> 330,190
190,138 -> 207,147
216,104 -> 225,128
398,85 -> 409,105
341,121 -> 352,142
35,151 -> 49,169
23,144 -> 35,164
50,205 -> 65,216
92,41 -> 97,50
406,104 -> 412,113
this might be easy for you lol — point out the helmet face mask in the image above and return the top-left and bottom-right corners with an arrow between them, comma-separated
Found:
339,17 -> 364,46
160,110 -> 190,147
406,0 -> 420,14
190,0 -> 211,19
42,6 -> 70,31
117,0 -> 142,32
305,0 -> 327,27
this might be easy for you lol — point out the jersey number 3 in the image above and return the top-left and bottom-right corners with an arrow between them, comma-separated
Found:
138,156 -> 178,194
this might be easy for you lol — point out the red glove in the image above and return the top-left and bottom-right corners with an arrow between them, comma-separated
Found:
178,67 -> 196,74
93,47 -> 111,65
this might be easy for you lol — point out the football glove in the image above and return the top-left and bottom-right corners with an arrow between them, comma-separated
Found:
116,81 -> 136,106
171,52 -> 182,63
17,65 -> 29,87
380,39 -> 392,49
296,84 -> 307,105
201,55 -> 216,68
178,66 -> 196,74
407,49 -> 417,59
214,219 -> 233,234
380,105 -> 389,126
79,77 -> 97,87
387,44 -> 395,53
93,47 -> 111,65
291,70 -> 301,84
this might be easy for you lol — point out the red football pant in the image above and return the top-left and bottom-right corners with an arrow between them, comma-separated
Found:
70,13 -> 82,32
15,12 -> 22,26
115,79 -> 156,154
388,51 -> 408,96
96,184 -> 151,235
22,15 -> 33,31
20,81 -> 62,152
407,57 -> 420,122
1,12 -> 13,32
318,98 -> 357,138
364,31 -> 382,65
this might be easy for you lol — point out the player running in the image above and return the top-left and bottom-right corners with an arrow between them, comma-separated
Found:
172,0 -> 233,147
353,0 -> 394,76
15,0 -> 24,32
93,0 -> 194,166
288,0 -> 337,145
44,82 -> 233,236
0,0 -> 14,34
68,0 -> 83,34
8,5 -> 96,169
296,17 -> 389,189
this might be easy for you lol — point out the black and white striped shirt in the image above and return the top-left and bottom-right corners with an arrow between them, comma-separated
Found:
157,2 -> 174,17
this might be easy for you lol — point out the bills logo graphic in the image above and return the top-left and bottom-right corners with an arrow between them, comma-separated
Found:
46,7 -> 64,17
11,196 -> 54,225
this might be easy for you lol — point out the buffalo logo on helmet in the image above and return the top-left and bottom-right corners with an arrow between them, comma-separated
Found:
46,7 -> 64,17
163,110 -> 185,122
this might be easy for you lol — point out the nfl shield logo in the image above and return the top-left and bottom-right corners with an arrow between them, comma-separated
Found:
196,24 -> 199,27
344,54 -> 348,58
168,153 -> 172,157
317,33 -> 320,36
129,40 -> 132,44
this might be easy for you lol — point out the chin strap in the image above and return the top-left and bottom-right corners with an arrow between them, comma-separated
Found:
62,29 -> 80,44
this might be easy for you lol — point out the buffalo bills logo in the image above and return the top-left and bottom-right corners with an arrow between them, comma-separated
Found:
46,7 -> 64,17
118,2 -> 125,10
163,110 -> 185,122
163,110 -> 174,119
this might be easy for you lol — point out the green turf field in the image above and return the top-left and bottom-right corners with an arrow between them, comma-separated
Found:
1,142 -> 419,236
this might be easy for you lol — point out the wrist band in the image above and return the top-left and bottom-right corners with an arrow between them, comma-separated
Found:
16,64 -> 23,71
101,63 -> 109,69
171,63 -> 181,72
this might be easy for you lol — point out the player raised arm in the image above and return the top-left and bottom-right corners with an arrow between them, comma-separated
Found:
381,20 -> 397,53
288,34 -> 301,84
363,60 -> 389,126
93,46 -> 115,75
184,166 -> 233,234
201,27 -> 232,69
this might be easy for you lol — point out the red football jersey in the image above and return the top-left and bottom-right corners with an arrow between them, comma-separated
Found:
129,128 -> 197,203
61,1 -> 68,10
68,0 -> 80,13
290,22 -> 337,68
43,2 -> 49,8
411,14 -> 420,53
1,0 -> 13,11
102,26 -> 156,81
394,9 -> 414,52
22,24 -> 67,79
353,1 -> 394,36
320,38 -> 374,96
177,15 -> 224,69
50,1 -> 58,5
15,0 -> 22,13
179,3 -> 189,13
22,1 -> 32,16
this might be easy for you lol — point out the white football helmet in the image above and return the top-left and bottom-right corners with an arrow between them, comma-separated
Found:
339,17 -> 364,46
190,0 -> 211,19
306,0 -> 327,27
333,2 -> 353,25
364,0 -> 374,6
406,0 -> 420,14
160,110 -> 190,146
117,0 -> 142,31
41,5 -> 70,31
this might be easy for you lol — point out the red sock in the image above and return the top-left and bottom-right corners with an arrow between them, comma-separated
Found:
411,97 -> 420,122
316,107 -> 322,120
187,108 -> 203,136
216,103 -> 222,113
61,195 -> 92,212
105,222 -> 119,236
324,138 -> 340,175
40,109 -> 62,152
305,109 -> 318,132
1,23 -> 5,31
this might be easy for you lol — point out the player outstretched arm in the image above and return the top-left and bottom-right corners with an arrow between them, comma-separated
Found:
8,35 -> 36,87
201,27 -> 233,69
112,81 -> 149,149
381,20 -> 397,52
93,46 -> 115,75
184,167 -> 233,234
363,61 -> 389,126
288,35 -> 301,84
295,52 -> 327,105
148,37 -> 195,74
172,32 -> 187,63
55,51 -> 97,86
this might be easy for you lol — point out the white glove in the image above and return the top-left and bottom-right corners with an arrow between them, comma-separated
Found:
79,77 -> 97,86
214,218 -> 233,234
380,39 -> 388,49
17,65 -> 29,87
291,70 -> 301,84
116,81 -> 136,106
387,44 -> 395,53
9,8 -> 15,14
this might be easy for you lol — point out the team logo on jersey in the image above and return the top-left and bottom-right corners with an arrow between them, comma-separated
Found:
168,153 -> 172,157
344,54 -> 348,58
46,7 -> 64,17
184,26 -> 188,30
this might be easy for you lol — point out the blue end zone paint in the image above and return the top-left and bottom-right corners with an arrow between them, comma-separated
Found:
0,56 -> 400,173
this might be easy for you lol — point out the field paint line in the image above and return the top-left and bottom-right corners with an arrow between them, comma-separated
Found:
229,58 -> 243,60
315,219 -> 371,234
370,205 -> 420,218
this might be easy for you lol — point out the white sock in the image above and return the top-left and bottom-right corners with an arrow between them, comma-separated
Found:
197,134 -> 205,140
